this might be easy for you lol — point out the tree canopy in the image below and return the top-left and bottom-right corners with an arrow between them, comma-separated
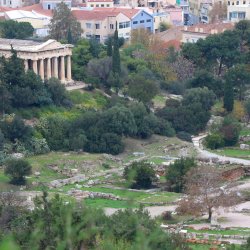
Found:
49,2 -> 82,43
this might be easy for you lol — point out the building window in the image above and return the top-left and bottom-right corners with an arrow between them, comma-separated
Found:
48,4 -> 51,9
141,12 -> 143,16
86,23 -> 92,28
101,4 -> 104,7
232,2 -> 234,4
238,12 -> 246,19
110,24 -> 114,29
107,4 -> 110,6
119,21 -> 130,29
96,4 -> 99,7
91,4 -> 94,7
228,1 -> 230,4
133,21 -> 138,24
140,20 -> 144,23
146,19 -> 151,22
236,1 -> 239,4
243,0 -> 246,3
95,23 -> 100,29
86,34 -> 92,39
95,35 -> 100,41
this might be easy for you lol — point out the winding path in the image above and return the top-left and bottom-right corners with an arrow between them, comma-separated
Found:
192,134 -> 250,165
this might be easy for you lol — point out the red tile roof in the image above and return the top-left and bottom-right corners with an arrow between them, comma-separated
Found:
163,39 -> 181,50
19,4 -> 53,17
0,6 -> 12,12
182,22 -> 234,34
94,7 -> 141,19
72,9 -> 118,20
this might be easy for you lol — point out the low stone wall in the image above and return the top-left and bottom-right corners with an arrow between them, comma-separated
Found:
67,189 -> 122,201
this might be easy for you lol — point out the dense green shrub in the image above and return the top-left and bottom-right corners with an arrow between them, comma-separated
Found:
176,131 -> 192,142
4,158 -> 32,185
205,133 -> 225,149
166,157 -> 196,193
124,161 -> 156,189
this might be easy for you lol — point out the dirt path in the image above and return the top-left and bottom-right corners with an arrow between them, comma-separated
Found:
104,205 -> 177,217
192,134 -> 250,165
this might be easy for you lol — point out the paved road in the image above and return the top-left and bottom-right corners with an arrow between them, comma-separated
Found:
192,134 -> 250,165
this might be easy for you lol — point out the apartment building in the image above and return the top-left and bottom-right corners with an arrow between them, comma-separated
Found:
85,0 -> 114,8
181,22 -> 234,43
227,0 -> 250,21
72,10 -> 132,42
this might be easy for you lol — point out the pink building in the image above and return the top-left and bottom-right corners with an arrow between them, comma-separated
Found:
165,6 -> 183,25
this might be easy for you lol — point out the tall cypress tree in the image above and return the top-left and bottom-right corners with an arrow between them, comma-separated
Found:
223,80 -> 234,112
112,22 -> 121,74
107,37 -> 113,57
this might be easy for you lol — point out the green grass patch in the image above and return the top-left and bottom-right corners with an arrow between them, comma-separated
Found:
84,198 -> 137,208
78,186 -> 179,203
187,227 -> 250,236
240,128 -> 250,136
15,105 -> 82,120
213,148 -> 250,159
68,90 -> 108,110
153,95 -> 166,108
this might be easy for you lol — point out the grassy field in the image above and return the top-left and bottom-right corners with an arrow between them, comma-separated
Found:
153,95 -> 166,108
214,148 -> 250,159
187,227 -> 250,236
68,90 -> 108,110
240,128 -> 250,136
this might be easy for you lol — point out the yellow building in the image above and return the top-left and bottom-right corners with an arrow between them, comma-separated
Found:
86,0 -> 114,8
73,10 -> 131,43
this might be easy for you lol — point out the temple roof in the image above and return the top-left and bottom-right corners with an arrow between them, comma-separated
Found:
0,39 -> 73,52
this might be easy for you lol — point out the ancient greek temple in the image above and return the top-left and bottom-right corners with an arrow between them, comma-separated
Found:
0,38 -> 73,84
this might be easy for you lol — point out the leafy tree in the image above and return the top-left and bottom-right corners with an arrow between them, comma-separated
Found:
220,116 -> 240,146
187,70 -> 223,97
1,48 -> 25,87
124,161 -> 156,189
182,30 -> 241,75
4,159 -> 32,185
0,20 -> 34,39
0,129 -> 4,151
128,74 -> 158,105
205,133 -> 225,149
177,166 -> 240,222
225,64 -> 250,100
182,87 -> 216,111
87,57 -> 112,87
49,2 -> 82,43
112,22 -> 121,75
69,131 -> 87,151
223,80 -> 234,112
0,116 -> 32,143
11,71 -> 51,107
101,105 -> 137,136
159,22 -> 170,32
0,83 -> 12,114
166,157 -> 196,193
72,39 -> 93,81
37,115 -> 69,150
46,78 -> 69,106
245,99 -> 250,122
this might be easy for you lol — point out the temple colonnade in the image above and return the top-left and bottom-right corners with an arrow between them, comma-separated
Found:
24,55 -> 72,82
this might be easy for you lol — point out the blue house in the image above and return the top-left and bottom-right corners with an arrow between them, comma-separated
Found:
131,10 -> 154,33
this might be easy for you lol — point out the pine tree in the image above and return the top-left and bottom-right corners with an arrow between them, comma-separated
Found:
223,80 -> 234,112
112,22 -> 121,75
107,37 -> 113,57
